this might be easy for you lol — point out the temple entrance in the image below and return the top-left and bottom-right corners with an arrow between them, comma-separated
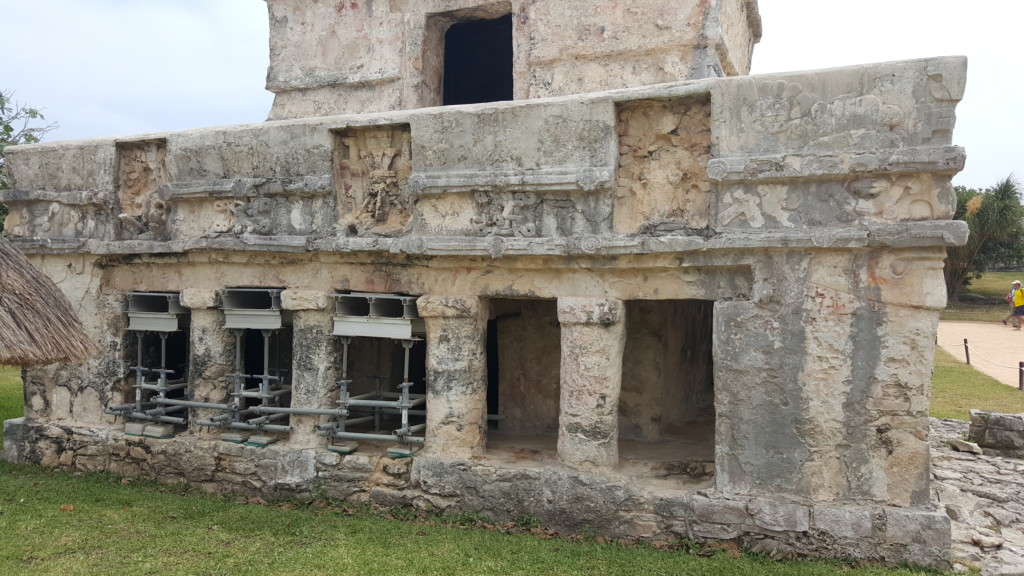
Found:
618,300 -> 715,480
484,298 -> 561,452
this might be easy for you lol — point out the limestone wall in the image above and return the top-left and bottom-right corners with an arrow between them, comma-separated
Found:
264,0 -> 762,119
1,57 -> 968,568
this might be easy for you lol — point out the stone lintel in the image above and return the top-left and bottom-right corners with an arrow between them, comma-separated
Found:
408,167 -> 614,196
281,290 -> 328,311
0,189 -> 113,205
6,222 -> 967,257
707,146 -> 965,183
162,176 -> 332,200
416,295 -> 481,319
180,288 -> 219,310
557,297 -> 624,326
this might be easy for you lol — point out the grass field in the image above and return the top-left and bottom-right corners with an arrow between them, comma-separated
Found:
931,347 -> 1024,420
942,270 -> 1021,322
0,365 -> 23,445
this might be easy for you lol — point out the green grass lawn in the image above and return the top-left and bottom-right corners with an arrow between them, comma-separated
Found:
930,347 -> 1024,420
0,365 -> 23,445
0,461 -> 941,576
958,270 -> 1022,299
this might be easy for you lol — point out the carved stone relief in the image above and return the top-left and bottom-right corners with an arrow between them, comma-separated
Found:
116,141 -> 170,239
715,174 -> 954,230
470,191 -> 612,238
471,192 -> 538,237
2,190 -> 113,240
333,126 -> 412,236
614,98 -> 712,234
201,197 -> 279,238
846,175 -> 953,221
740,80 -> 908,152
232,197 -> 279,236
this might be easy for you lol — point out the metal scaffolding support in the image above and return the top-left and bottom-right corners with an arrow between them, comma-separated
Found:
320,336 -> 427,453
106,331 -> 187,436
196,328 -> 296,442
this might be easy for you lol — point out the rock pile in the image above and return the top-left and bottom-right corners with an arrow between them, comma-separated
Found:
969,411 -> 1024,459
931,418 -> 1024,575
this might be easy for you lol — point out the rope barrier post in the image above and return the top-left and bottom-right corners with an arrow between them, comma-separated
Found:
964,338 -> 970,365
1019,362 -> 1023,392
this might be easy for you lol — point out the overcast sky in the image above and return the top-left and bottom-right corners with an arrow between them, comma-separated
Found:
3,0 -> 1019,189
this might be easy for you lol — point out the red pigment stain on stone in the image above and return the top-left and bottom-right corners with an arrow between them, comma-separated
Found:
336,1 -> 359,14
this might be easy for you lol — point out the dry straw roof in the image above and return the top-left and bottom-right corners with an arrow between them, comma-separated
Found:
0,235 -> 99,366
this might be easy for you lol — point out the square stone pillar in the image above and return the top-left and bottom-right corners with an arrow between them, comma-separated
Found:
556,297 -> 626,469
283,290 -> 337,448
417,296 -> 488,459
181,289 -> 234,436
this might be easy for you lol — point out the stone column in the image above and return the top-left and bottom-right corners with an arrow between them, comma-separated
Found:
282,290 -> 337,448
181,288 -> 234,436
417,295 -> 488,459
556,297 -> 626,469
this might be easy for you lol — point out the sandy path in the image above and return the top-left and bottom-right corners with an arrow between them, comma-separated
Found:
936,320 -> 1024,389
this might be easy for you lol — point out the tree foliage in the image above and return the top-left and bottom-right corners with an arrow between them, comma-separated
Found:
944,176 -> 1024,300
1,90 -> 58,232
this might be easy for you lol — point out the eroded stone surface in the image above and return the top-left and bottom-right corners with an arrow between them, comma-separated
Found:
931,418 -> 1024,576
0,40 -> 970,571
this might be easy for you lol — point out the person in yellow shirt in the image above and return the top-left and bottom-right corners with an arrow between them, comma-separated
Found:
1009,280 -> 1024,330
1003,281 -> 1018,325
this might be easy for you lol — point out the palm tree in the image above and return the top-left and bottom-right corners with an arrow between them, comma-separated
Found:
944,176 -> 1024,300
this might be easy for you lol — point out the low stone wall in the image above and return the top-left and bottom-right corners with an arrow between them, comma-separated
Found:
3,417 -> 950,568
969,410 -> 1024,459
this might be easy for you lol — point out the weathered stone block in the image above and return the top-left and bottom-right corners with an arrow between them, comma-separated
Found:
339,453 -> 379,473
557,298 -> 623,326
748,498 -> 810,533
180,288 -> 218,310
416,295 -> 480,319
315,450 -> 341,467
281,290 -> 328,311
693,496 -> 750,524
813,506 -> 875,540
692,522 -> 742,540
885,507 -> 951,548
1,418 -> 28,462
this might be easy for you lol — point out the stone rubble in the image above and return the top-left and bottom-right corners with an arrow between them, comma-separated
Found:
931,418 -> 1024,576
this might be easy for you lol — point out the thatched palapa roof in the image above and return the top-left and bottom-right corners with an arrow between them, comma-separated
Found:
0,235 -> 100,366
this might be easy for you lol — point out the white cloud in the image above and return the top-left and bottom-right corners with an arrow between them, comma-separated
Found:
3,0 -> 272,140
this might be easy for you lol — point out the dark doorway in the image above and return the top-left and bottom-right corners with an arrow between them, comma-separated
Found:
443,14 -> 513,105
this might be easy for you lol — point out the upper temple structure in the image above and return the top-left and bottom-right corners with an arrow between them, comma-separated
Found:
1,0 -> 967,567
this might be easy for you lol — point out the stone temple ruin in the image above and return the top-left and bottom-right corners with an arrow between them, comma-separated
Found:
1,0 -> 968,566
